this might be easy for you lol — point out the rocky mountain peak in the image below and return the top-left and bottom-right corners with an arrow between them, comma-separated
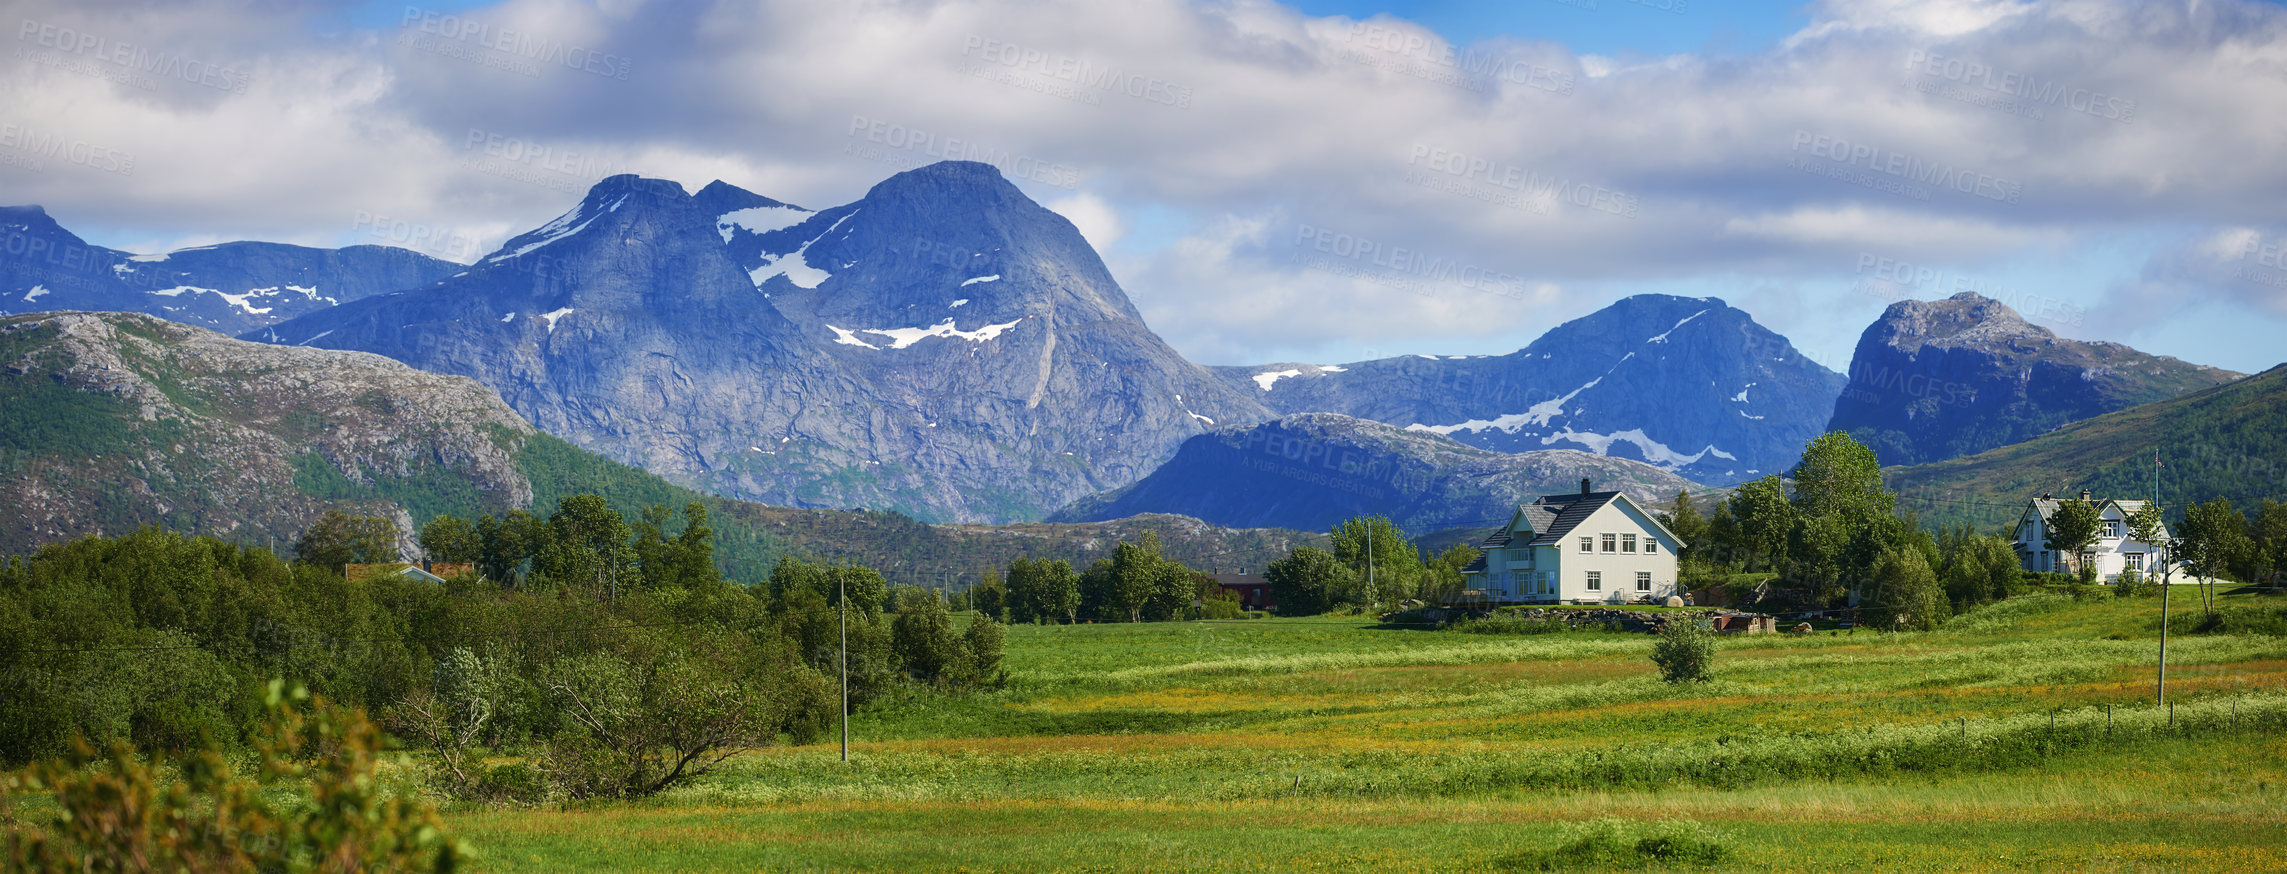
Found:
1873,291 -> 2043,352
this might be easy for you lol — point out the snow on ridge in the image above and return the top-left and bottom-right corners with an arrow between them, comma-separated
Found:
298,329 -> 334,346
950,299 -> 969,308
1539,427 -> 1737,469
1645,309 -> 1708,344
1408,378 -> 1601,435
716,205 -> 810,243
749,212 -> 853,290
127,253 -> 170,263
487,195 -> 627,264
22,285 -> 47,302
846,317 -> 1025,350
961,275 -> 1001,286
540,307 -> 575,333
147,286 -> 215,298
826,325 -> 878,349
1252,369 -> 1303,391
1318,365 -> 1347,373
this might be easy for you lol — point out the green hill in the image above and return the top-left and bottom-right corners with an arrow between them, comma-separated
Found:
1885,363 -> 2287,531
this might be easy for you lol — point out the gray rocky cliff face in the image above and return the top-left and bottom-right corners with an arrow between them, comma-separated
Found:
1827,292 -> 2240,466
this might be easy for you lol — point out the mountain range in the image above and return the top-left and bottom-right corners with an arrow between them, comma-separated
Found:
0,205 -> 460,335
1210,295 -> 1846,484
1,162 -> 2267,536
0,310 -> 1315,578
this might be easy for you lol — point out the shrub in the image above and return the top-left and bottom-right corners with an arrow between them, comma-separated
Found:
2,681 -> 463,872
1650,619 -> 1715,684
473,761 -> 548,805
2113,568 -> 2156,597
1495,818 -> 1733,870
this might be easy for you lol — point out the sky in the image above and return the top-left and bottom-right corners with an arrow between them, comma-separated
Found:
4,0 -> 2286,375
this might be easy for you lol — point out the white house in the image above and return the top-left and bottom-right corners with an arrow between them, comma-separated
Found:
2010,490 -> 2169,583
1459,480 -> 1686,604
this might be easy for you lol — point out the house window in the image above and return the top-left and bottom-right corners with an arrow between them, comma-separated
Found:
1601,533 -> 1617,553
1622,533 -> 1637,553
1636,571 -> 1652,592
1586,571 -> 1602,591
2104,522 -> 2121,539
1644,540 -> 1658,555
1579,536 -> 1593,553
2124,552 -> 2144,571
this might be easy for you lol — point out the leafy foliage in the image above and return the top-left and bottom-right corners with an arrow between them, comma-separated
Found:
1649,618 -> 1715,683
1265,546 -> 1351,617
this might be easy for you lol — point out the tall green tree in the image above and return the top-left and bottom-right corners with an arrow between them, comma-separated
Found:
1265,546 -> 1350,617
1420,544 -> 1481,605
971,569 -> 1008,621
1864,546 -> 1948,631
1725,476 -> 1794,572
2249,499 -> 2287,587
476,509 -> 540,586
2179,497 -> 2251,614
1659,489 -> 1707,561
534,495 -> 637,598
2043,497 -> 2103,579
1005,557 -> 1080,624
417,515 -> 482,564
294,509 -> 400,573
1329,516 -> 1420,606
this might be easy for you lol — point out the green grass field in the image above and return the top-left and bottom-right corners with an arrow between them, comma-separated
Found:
450,593 -> 2287,872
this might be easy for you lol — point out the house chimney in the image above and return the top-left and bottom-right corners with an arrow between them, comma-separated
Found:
1581,478 -> 1592,495
2080,488 -> 2092,502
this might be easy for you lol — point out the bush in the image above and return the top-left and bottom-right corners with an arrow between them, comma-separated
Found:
1495,818 -> 1733,870
2195,605 -> 2287,637
2114,568 -> 2156,597
1650,619 -> 1715,684
473,761 -> 548,805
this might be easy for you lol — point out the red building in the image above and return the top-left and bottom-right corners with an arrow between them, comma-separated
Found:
1211,572 -> 1275,611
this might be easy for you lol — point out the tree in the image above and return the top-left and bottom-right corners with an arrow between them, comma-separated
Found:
1265,546 -> 1350,617
959,613 -> 1006,688
294,509 -> 400,572
386,647 -> 498,795
2249,499 -> 2287,587
2043,497 -> 2103,579
1420,544 -> 1480,605
971,569 -> 1008,621
2179,497 -> 2252,614
1330,516 -> 1421,606
418,514 -> 482,564
532,494 -> 637,598
1659,489 -> 1707,561
632,503 -> 718,593
1790,432 -> 1895,520
1005,557 -> 1080,624
1650,618 -> 1715,683
476,509 -> 540,586
1725,476 -> 1794,572
1864,546 -> 1947,631
1105,533 -> 1191,622
891,592 -> 965,685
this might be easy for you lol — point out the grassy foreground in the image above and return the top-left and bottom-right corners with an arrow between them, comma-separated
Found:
453,594 -> 2287,872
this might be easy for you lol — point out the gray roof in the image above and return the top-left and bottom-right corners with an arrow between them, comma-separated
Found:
1523,491 -> 1624,546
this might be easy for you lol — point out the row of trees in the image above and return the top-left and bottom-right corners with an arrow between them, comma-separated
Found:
0,498 -> 1004,804
1263,518 -> 1479,616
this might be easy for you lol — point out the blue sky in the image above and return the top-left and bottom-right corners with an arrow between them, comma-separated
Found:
1285,0 -> 1811,57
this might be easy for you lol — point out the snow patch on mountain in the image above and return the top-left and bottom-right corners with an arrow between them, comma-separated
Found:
961,275 -> 1001,286
829,317 -> 1025,350
749,212 -> 853,290
950,299 -> 969,308
489,196 -> 626,264
1645,309 -> 1707,343
715,205 -> 810,243
1540,427 -> 1737,470
540,307 -> 575,333
1410,377 -> 1601,435
21,285 -> 46,303
1252,369 -> 1303,391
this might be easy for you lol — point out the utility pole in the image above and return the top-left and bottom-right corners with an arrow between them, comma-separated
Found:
1366,519 -> 1375,604
839,570 -> 849,763
2158,540 -> 2171,709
